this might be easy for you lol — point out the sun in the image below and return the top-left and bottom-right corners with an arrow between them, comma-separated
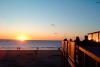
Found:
17,35 -> 27,41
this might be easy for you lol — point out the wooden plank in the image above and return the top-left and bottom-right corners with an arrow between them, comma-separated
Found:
79,47 -> 100,63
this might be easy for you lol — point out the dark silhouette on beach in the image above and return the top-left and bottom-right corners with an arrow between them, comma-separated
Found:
17,47 -> 21,50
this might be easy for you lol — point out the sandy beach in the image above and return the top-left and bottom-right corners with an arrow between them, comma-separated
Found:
0,50 -> 65,67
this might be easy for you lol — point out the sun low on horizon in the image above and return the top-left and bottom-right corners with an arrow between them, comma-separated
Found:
16,35 -> 29,41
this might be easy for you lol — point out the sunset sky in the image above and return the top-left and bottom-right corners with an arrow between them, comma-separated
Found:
0,0 -> 100,40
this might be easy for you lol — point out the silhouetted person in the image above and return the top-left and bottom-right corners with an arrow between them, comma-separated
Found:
17,47 -> 20,50
75,36 -> 81,46
82,35 -> 90,47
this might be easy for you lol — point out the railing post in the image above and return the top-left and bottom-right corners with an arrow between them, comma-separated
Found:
63,38 -> 67,56
63,38 -> 68,67
74,36 -> 80,67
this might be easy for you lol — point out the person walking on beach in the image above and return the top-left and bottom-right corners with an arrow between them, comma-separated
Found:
17,47 -> 20,50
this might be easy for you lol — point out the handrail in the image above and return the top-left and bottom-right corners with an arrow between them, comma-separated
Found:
61,40 -> 100,67
79,46 -> 100,63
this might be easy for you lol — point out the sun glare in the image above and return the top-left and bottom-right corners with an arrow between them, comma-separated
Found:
17,35 -> 27,41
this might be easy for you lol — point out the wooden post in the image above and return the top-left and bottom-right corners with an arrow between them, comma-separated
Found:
74,36 -> 80,67
74,43 -> 79,66
83,53 -> 86,67
64,38 -> 67,56
63,38 -> 68,67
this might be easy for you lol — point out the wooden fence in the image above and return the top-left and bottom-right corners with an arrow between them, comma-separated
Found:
61,40 -> 100,67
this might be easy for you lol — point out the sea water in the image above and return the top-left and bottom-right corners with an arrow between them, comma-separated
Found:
0,40 -> 61,50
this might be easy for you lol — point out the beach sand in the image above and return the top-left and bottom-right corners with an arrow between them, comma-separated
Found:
0,50 -> 65,67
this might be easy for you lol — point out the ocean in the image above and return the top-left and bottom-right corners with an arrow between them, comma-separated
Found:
0,40 -> 61,50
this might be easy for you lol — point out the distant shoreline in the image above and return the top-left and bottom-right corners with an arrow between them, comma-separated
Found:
0,47 -> 60,50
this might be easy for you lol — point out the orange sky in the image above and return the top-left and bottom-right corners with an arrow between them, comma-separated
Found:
0,33 -> 63,40
0,32 -> 84,40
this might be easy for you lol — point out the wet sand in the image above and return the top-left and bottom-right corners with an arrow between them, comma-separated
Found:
0,50 -> 65,67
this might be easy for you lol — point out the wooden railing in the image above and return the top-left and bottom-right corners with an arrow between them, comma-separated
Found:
61,40 -> 100,67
